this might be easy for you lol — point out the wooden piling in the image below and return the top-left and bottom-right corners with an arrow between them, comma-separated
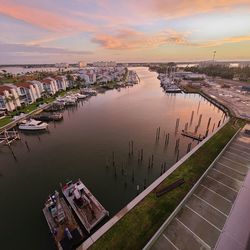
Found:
175,118 -> 180,134
198,114 -> 202,126
212,123 -> 215,132
190,111 -> 194,126
197,101 -> 201,114
187,143 -> 192,153
176,149 -> 180,162
206,117 -> 212,131
217,120 -> 221,128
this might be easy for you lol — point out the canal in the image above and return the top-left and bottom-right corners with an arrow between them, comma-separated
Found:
0,67 -> 225,250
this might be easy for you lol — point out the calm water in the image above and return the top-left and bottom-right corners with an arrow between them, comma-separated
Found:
0,67 -> 225,250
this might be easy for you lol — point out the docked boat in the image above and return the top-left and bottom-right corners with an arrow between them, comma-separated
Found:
80,88 -> 97,96
45,103 -> 64,112
33,113 -> 63,122
19,119 -> 48,131
43,191 -> 84,250
73,93 -> 87,100
62,179 -> 109,233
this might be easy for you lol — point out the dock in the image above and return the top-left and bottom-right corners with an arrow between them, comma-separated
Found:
181,129 -> 206,141
0,129 -> 20,146
62,180 -> 109,233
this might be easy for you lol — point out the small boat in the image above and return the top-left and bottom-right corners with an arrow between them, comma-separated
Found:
62,179 -> 109,233
43,191 -> 84,250
19,119 -> 48,131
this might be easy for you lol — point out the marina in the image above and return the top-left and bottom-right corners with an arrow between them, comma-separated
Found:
0,67 -> 226,250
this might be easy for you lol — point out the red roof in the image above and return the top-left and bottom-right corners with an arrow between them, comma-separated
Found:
42,79 -> 53,85
0,85 -> 11,95
15,82 -> 33,88
55,76 -> 63,80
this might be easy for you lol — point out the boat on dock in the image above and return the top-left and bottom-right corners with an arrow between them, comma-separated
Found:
33,113 -> 63,122
19,119 -> 48,131
181,130 -> 206,141
43,191 -> 84,250
62,179 -> 109,233
45,103 -> 64,112
80,88 -> 97,96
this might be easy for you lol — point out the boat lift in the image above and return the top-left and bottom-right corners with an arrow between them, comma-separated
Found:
0,129 -> 20,146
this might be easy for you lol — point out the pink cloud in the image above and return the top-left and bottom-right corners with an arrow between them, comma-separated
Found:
125,0 -> 250,19
92,29 -> 191,49
0,1 -> 93,32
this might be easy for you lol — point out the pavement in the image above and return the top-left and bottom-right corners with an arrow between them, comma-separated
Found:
201,82 -> 250,121
147,124 -> 250,250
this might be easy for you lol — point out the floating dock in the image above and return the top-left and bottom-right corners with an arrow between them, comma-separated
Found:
62,180 -> 109,233
43,191 -> 84,250
181,130 -> 206,141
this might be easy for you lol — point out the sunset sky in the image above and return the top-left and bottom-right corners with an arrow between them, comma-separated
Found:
0,0 -> 250,64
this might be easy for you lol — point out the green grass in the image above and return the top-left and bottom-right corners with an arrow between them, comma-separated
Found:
91,118 -> 245,250
0,117 -> 12,128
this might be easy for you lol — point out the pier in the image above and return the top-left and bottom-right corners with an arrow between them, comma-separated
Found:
0,129 -> 20,146
181,129 -> 206,141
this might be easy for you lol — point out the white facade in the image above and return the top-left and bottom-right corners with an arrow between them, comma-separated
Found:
55,76 -> 69,90
42,78 -> 59,95
0,86 -> 21,111
16,82 -> 40,104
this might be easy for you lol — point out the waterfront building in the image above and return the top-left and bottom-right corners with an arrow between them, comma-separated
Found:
29,80 -> 44,96
15,82 -> 41,105
55,76 -> 69,90
0,85 -> 21,111
42,78 -> 59,95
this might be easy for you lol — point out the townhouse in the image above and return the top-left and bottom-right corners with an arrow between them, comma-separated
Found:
15,82 -> 41,105
0,85 -> 21,111
55,76 -> 69,90
42,78 -> 59,95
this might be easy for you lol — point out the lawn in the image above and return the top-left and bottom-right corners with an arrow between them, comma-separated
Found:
0,117 -> 12,128
91,118 -> 245,250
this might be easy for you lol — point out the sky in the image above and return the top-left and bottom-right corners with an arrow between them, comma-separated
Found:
0,0 -> 250,64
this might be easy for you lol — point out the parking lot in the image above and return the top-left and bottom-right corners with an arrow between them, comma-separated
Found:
149,127 -> 250,250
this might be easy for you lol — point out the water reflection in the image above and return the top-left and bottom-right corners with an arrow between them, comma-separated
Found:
0,67 -> 225,250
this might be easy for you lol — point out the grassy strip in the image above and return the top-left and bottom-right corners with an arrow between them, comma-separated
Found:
91,118 -> 245,250
0,117 -> 12,128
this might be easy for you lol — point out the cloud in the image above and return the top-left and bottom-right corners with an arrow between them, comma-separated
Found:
129,0 -> 250,19
92,29 -> 191,49
0,1 -> 93,32
198,35 -> 250,47
0,42 -> 92,55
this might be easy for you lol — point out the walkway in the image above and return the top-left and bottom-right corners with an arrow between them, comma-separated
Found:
146,124 -> 250,250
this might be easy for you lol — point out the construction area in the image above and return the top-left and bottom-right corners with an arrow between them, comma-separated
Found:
146,124 -> 250,250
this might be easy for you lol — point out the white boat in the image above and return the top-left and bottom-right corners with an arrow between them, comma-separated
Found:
74,93 -> 87,99
19,119 -> 48,131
